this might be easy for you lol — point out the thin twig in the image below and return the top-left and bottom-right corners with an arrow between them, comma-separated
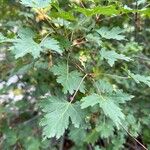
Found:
70,73 -> 88,103
143,3 -> 150,8
70,31 -> 74,42
75,62 -> 129,79
43,17 -> 58,34
40,32 -> 51,44
80,1 -> 85,8
120,124 -> 148,150
133,56 -> 150,62
19,115 -> 39,126
74,62 -> 86,73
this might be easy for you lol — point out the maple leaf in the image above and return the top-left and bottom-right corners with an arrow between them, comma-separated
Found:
75,5 -> 120,16
96,27 -> 125,40
40,37 -> 62,54
96,121 -> 114,138
40,95 -> 84,139
81,93 -> 125,126
100,48 -> 131,67
51,62 -> 85,94
10,28 -> 62,59
128,71 -> 150,87
81,80 -> 133,127
10,28 -> 42,59
20,0 -> 52,8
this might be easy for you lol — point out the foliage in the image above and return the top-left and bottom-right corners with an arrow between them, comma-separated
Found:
40,95 -> 84,139
81,80 -> 133,127
0,0 -> 150,149
20,0 -> 52,8
100,48 -> 131,67
96,27 -> 125,40
51,62 -> 85,94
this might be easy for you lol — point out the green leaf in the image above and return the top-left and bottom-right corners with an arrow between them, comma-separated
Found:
94,146 -> 102,150
40,37 -> 62,54
10,28 -> 42,59
96,27 -> 125,40
0,33 -> 7,42
51,62 -> 85,94
75,5 -> 142,17
86,34 -> 102,46
10,28 -> 62,59
100,48 -> 130,67
50,10 -> 76,21
81,80 -> 133,127
75,5 -> 120,16
0,33 -> 13,43
96,121 -> 114,138
109,90 -> 134,104
24,137 -> 40,150
81,93 -> 101,108
15,63 -> 33,75
4,129 -> 17,146
34,61 -> 49,69
40,95 -> 84,139
139,8 -> 150,17
55,35 -> 71,50
20,0 -> 52,8
81,94 -> 125,127
69,128 -> 86,145
85,129 -> 99,144
111,133 -> 126,150
94,79 -> 113,93
128,71 -> 150,87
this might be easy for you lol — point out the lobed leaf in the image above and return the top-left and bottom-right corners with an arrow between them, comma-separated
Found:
9,28 -> 62,59
128,71 -> 150,87
40,37 -> 62,54
100,48 -> 131,67
20,0 -> 52,8
81,80 -> 133,127
51,62 -> 85,94
40,96 -> 84,139
75,5 -> 120,16
96,27 -> 125,40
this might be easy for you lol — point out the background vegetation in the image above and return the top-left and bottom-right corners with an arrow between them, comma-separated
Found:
0,0 -> 150,150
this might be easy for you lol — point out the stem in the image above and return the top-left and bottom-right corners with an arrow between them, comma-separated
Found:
70,73 -> 88,103
19,115 -> 39,126
80,1 -> 85,8
133,56 -> 150,61
74,62 -> 86,73
70,31 -> 74,42
43,17 -> 58,34
120,124 -> 148,150
40,32 -> 51,44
